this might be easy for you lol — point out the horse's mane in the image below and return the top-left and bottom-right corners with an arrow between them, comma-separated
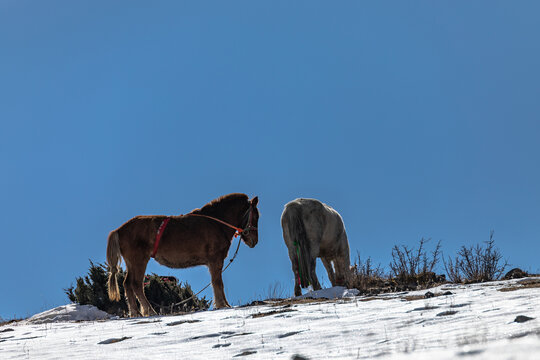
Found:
190,193 -> 248,215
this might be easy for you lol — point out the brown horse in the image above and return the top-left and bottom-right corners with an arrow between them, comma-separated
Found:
107,193 -> 259,317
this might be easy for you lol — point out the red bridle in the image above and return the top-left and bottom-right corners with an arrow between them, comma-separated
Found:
189,204 -> 258,237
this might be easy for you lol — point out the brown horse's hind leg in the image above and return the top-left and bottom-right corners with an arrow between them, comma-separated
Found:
208,259 -> 230,309
123,270 -> 141,317
130,262 -> 157,317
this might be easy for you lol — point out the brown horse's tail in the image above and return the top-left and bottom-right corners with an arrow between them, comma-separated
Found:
106,230 -> 122,301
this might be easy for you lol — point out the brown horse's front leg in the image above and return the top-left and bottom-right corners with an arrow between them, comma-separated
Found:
208,260 -> 230,309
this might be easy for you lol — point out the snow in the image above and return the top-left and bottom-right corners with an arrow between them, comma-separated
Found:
1,278 -> 539,359
25,304 -> 111,324
294,286 -> 359,300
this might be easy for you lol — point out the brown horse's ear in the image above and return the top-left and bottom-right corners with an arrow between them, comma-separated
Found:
250,196 -> 259,206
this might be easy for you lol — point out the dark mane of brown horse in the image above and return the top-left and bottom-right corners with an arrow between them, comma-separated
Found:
190,193 -> 249,216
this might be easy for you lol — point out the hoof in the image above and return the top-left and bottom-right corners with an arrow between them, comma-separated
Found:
214,303 -> 231,309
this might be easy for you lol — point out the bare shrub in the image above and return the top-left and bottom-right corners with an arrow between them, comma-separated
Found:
443,255 -> 463,283
265,282 -> 287,300
349,253 -> 387,291
443,231 -> 508,283
389,238 -> 442,285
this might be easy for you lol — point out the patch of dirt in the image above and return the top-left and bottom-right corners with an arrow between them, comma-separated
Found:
166,319 -> 201,326
456,349 -> 484,357
251,308 -> 296,318
450,303 -> 470,309
222,332 -> 253,339
238,300 -> 267,308
190,333 -> 221,340
437,310 -> 458,316
518,278 -> 540,286
263,298 -> 335,307
403,295 -> 427,301
403,291 -> 453,301
98,336 -> 132,345
408,305 -> 440,313
233,350 -> 257,357
131,319 -> 162,325
277,330 -> 304,338
499,279 -> 540,292
358,297 -> 388,302
499,287 -> 519,292
0,319 -> 23,327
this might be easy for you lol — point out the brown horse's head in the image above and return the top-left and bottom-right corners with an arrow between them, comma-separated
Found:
240,196 -> 259,248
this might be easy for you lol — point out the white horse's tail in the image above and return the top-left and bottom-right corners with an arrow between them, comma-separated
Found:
283,206 -> 312,288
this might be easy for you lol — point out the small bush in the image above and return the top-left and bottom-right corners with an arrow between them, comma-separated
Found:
0,317 -> 23,326
349,253 -> 387,291
65,261 -> 210,316
444,254 -> 463,283
443,231 -> 508,283
389,238 -> 442,286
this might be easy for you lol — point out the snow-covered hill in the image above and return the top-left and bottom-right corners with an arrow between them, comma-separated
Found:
1,278 -> 539,359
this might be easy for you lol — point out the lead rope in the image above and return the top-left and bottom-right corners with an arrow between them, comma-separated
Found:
150,208 -> 253,312
163,234 -> 243,310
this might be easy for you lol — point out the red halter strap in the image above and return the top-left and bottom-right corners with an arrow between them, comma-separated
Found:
151,217 -> 170,258
187,213 -> 244,237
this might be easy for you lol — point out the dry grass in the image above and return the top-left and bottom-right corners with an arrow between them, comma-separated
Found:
402,294 -> 430,301
264,297 -> 336,307
0,318 -> 23,327
357,297 -> 385,302
518,278 -> 540,285
498,278 -> 540,292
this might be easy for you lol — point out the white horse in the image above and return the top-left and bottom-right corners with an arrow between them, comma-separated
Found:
281,198 -> 352,296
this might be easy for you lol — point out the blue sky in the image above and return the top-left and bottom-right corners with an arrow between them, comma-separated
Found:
1,1 -> 539,319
